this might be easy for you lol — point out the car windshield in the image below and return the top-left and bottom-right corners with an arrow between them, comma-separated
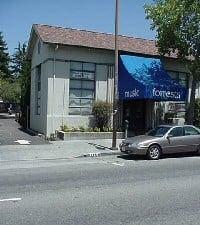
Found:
147,126 -> 171,137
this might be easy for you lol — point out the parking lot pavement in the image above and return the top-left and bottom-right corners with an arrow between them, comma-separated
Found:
0,115 -> 48,145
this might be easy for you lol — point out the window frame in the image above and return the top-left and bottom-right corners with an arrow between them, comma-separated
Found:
35,64 -> 41,115
168,126 -> 184,137
69,61 -> 96,115
184,126 -> 200,136
167,70 -> 189,89
167,70 -> 189,115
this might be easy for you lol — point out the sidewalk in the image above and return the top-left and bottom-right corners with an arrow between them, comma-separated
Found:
0,139 -> 122,162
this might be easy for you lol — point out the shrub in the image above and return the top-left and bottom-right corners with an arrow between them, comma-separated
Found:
87,127 -> 93,132
102,126 -> 112,132
60,124 -> 70,132
71,127 -> 79,132
92,101 -> 112,131
102,127 -> 108,132
93,127 -> 101,132
79,126 -> 85,132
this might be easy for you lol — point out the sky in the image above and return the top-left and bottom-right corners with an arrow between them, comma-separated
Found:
0,0 -> 155,55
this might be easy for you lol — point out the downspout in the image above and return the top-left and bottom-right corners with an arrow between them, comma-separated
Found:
52,44 -> 59,135
62,79 -> 66,127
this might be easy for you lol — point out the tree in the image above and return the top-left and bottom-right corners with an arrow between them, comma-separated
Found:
145,0 -> 200,124
194,98 -> 200,127
18,57 -> 31,128
8,41 -> 31,127
11,42 -> 27,79
0,79 -> 21,103
0,40 -> 31,127
0,32 -> 10,79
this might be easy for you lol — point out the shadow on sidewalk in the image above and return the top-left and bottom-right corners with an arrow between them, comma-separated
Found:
118,155 -> 147,161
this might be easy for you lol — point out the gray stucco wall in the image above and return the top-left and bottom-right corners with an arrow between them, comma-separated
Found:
30,38 -> 48,134
45,45 -> 115,136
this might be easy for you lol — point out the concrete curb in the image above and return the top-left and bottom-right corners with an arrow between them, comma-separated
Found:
0,157 -> 75,163
77,151 -> 121,158
0,151 -> 121,162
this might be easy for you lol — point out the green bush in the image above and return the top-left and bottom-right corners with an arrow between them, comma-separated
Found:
60,124 -> 70,132
79,126 -> 85,132
60,123 -> 113,133
71,127 -> 79,132
93,127 -> 101,132
87,127 -> 93,132
194,99 -> 200,127
92,101 -> 112,131
102,127 -> 109,132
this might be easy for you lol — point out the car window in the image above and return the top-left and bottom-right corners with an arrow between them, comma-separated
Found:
184,126 -> 200,136
147,126 -> 171,137
169,127 -> 183,137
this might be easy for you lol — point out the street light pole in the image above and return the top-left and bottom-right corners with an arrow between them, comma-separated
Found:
111,0 -> 119,150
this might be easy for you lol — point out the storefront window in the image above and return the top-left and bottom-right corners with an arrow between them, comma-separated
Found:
179,72 -> 188,87
69,61 -> 95,115
168,70 -> 189,88
166,71 -> 189,118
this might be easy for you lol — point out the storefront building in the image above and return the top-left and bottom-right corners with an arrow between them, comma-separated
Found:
27,24 -> 192,137
118,54 -> 187,135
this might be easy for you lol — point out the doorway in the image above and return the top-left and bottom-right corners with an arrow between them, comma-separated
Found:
123,100 -> 146,135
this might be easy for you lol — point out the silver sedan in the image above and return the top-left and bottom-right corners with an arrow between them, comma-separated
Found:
120,125 -> 200,160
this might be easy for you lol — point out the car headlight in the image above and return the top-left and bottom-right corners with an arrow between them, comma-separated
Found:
128,143 -> 134,148
137,143 -> 147,148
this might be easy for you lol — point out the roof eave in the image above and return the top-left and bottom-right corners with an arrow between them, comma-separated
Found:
27,24 -> 43,59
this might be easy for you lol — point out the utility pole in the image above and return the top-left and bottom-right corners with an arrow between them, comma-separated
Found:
111,0 -> 119,150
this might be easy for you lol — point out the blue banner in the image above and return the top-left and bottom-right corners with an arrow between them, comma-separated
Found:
118,54 -> 187,101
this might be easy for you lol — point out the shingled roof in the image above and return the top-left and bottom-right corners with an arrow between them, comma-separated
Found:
30,24 -> 160,57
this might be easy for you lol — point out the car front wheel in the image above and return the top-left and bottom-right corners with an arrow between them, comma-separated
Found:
195,145 -> 200,155
147,145 -> 161,160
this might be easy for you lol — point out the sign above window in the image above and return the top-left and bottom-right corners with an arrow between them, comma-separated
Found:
71,71 -> 82,79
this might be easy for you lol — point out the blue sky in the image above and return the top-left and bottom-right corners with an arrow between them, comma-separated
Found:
0,0 -> 155,54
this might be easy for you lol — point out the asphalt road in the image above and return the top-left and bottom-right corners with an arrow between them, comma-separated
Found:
0,155 -> 200,225
0,115 -> 48,145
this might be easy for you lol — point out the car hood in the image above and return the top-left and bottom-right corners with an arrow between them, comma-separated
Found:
123,135 -> 160,145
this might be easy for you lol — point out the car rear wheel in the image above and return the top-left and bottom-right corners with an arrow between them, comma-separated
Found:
147,145 -> 161,160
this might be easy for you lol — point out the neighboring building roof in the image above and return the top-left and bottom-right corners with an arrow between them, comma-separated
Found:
29,24 -> 160,57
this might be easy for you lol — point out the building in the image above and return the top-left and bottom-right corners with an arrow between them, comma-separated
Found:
27,24 -> 192,137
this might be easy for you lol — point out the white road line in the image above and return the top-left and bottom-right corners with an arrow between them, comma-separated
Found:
14,140 -> 31,145
0,198 -> 22,202
111,162 -> 124,167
